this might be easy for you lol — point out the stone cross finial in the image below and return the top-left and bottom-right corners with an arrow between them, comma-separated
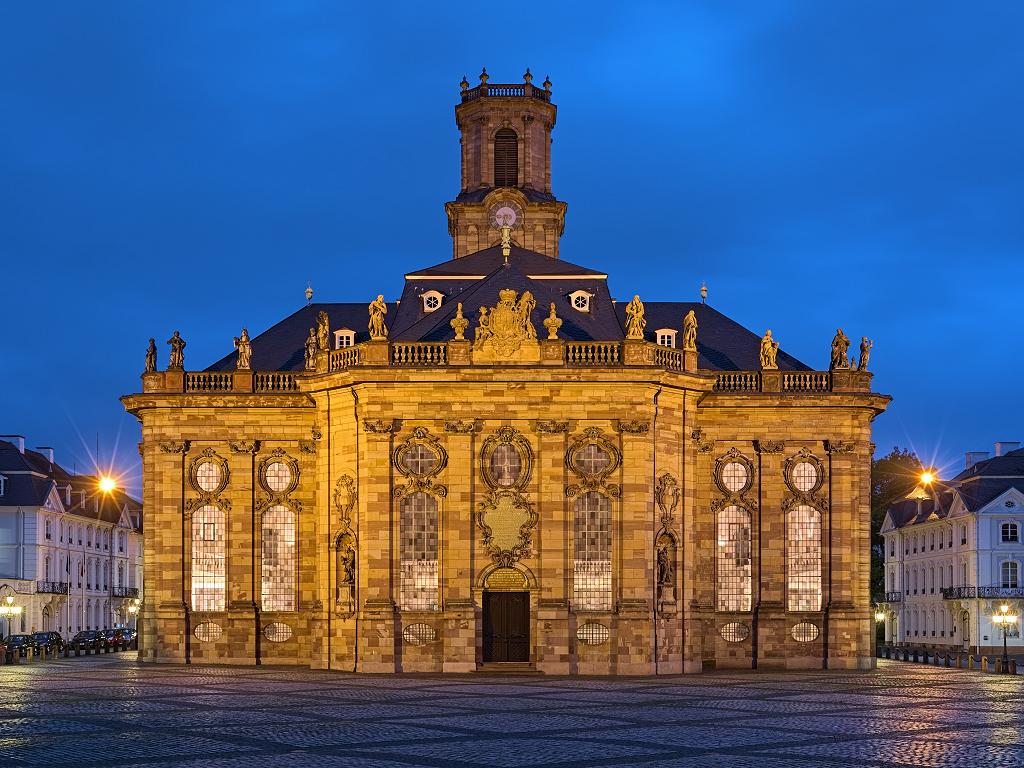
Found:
543,302 -> 562,340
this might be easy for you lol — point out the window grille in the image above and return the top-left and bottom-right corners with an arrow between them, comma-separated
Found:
576,622 -> 610,645
494,128 -> 518,187
791,622 -> 819,642
573,491 -> 612,611
573,294 -> 589,310
489,443 -> 522,487
575,444 -> 611,475
264,461 -> 292,492
195,461 -> 221,492
264,622 -> 293,642
191,505 -> 226,611
1002,522 -> 1019,543
194,622 -> 222,642
720,622 -> 750,642
721,462 -> 748,492
1001,561 -> 1019,589
787,505 -> 821,611
792,461 -> 818,491
402,445 -> 438,476
261,504 -> 296,611
400,492 -> 439,610
402,623 -> 437,645
717,505 -> 751,611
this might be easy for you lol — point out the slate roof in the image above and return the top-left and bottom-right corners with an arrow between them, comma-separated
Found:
205,244 -> 813,372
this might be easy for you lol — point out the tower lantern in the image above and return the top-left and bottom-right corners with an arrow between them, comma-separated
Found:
444,70 -> 567,259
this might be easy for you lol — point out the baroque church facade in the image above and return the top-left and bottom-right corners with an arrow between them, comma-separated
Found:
123,72 -> 890,673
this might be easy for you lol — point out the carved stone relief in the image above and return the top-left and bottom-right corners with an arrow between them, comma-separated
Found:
565,427 -> 622,499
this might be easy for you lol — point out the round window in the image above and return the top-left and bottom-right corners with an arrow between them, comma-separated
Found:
574,444 -> 611,476
425,295 -> 440,310
573,295 -> 588,310
576,622 -> 610,646
721,461 -> 749,492
264,462 -> 292,492
793,461 -> 818,492
195,461 -> 222,493
401,444 -> 438,476
490,444 -> 522,487
402,623 -> 437,646
719,622 -> 749,643
264,623 -> 293,643
194,622 -> 222,642
791,622 -> 819,643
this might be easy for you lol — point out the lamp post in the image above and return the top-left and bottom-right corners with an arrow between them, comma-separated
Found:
0,594 -> 24,637
992,603 -> 1018,673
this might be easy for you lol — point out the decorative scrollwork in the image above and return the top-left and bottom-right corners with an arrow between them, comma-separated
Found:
333,474 -> 357,526
480,427 -> 533,491
159,440 -> 190,454
825,439 -> 856,454
656,472 -> 680,526
783,448 -> 828,512
255,449 -> 301,513
185,448 -> 231,513
615,419 -> 650,435
363,419 -> 396,434
711,448 -> 756,515
564,427 -> 621,499
755,440 -> 785,454
298,439 -> 316,454
444,419 -> 477,434
476,489 -> 538,567
536,419 -> 569,434
229,440 -> 260,454
393,427 -> 448,500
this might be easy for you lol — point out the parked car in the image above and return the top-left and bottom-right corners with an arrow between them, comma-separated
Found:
120,627 -> 136,644
2,634 -> 38,658
32,631 -> 65,656
101,628 -> 127,647
70,630 -> 103,651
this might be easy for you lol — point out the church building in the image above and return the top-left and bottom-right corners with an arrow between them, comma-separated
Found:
122,71 -> 890,673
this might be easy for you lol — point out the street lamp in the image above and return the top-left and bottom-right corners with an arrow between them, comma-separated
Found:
0,594 -> 24,637
992,603 -> 1018,672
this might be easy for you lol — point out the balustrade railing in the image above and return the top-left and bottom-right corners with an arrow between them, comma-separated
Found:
330,346 -> 363,372
254,372 -> 299,392
882,591 -> 903,602
566,342 -> 621,366
36,581 -> 69,595
783,372 -> 831,392
942,586 -> 1024,599
652,345 -> 685,371
461,83 -> 551,103
391,343 -> 448,366
713,372 -> 760,392
185,372 -> 233,392
112,586 -> 140,598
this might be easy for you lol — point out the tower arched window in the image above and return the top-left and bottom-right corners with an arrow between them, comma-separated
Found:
573,491 -> 612,611
717,505 -> 752,612
787,504 -> 822,611
191,505 -> 226,611
400,492 -> 439,610
493,128 -> 518,187
261,504 -> 297,612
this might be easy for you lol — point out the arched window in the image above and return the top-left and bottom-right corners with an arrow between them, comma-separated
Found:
45,518 -> 52,540
44,556 -> 51,581
191,505 -> 226,611
717,505 -> 752,612
261,504 -> 297,612
787,505 -> 822,612
493,128 -> 518,187
400,492 -> 439,610
573,491 -> 612,611
1001,560 -> 1019,589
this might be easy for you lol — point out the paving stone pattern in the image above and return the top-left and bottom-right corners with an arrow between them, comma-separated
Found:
2,657 -> 1022,767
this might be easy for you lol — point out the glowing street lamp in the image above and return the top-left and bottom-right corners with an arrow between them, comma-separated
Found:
874,610 -> 886,623
98,475 -> 117,494
0,594 -> 23,637
992,603 -> 1018,672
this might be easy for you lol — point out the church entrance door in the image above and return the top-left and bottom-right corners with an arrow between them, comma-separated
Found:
482,591 -> 529,662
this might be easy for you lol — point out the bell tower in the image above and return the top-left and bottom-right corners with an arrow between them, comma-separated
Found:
444,68 -> 568,259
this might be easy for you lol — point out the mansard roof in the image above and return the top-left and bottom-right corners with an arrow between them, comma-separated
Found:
206,244 -> 812,373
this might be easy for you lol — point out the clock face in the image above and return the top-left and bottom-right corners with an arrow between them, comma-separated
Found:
489,201 -> 524,230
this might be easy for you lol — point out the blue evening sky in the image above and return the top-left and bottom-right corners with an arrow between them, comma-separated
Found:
1,2 -> 1021,492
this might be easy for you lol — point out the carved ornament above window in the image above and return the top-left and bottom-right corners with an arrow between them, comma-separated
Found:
565,428 -> 621,499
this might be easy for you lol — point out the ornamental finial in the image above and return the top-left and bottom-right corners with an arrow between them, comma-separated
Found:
305,283 -> 313,305
700,281 -> 707,304
542,75 -> 552,90
523,67 -> 532,83
460,75 -> 469,91
479,67 -> 488,84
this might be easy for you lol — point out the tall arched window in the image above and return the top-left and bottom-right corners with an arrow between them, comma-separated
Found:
1001,560 -> 1019,589
400,492 -> 439,610
261,504 -> 296,611
44,556 -> 51,581
787,504 -> 822,611
573,491 -> 612,611
191,505 -> 226,611
717,505 -> 752,612
493,128 -> 518,187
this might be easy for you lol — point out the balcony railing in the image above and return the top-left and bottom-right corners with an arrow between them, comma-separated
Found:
461,83 -> 551,103
112,586 -> 140,598
783,372 -> 831,392
882,591 -> 903,602
714,372 -> 760,392
942,587 -> 1024,600
36,581 -> 69,595
566,342 -> 621,366
392,342 -> 447,366
185,372 -> 233,392
254,372 -> 299,392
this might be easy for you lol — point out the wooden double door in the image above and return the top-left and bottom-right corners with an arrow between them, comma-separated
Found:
482,591 -> 530,662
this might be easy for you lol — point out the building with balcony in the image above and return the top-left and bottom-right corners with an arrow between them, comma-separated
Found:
0,437 -> 143,638
879,442 -> 1024,655
122,72 -> 889,673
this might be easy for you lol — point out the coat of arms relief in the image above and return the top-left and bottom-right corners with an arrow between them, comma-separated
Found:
472,288 -> 541,362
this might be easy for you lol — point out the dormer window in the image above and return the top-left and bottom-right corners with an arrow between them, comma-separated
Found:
569,290 -> 592,313
421,290 -> 444,313
656,329 -> 677,348
334,329 -> 355,349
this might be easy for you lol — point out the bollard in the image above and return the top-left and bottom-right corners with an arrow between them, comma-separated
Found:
945,654 -> 951,667
1011,660 -> 1018,675
933,652 -> 940,666
981,655 -> 988,671
39,647 -> 46,662
996,658 -> 1003,673
0,645 -> 5,666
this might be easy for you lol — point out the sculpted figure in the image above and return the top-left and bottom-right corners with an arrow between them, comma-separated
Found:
682,309 -> 698,352
368,295 -> 388,340
316,311 -> 330,351
858,337 -> 873,371
543,302 -> 562,340
144,338 -> 157,373
233,328 -> 252,370
517,290 -> 537,339
625,295 -> 646,340
830,328 -> 851,370
759,329 -> 779,369
304,328 -> 318,370
474,306 -> 492,349
657,546 -> 675,587
167,331 -> 186,370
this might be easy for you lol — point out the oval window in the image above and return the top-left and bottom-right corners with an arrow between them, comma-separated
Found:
791,622 -> 820,643
264,462 -> 293,492
576,622 -> 610,646
792,461 -> 818,492
574,444 -> 611,476
402,623 -> 437,646
401,445 -> 438,477
264,622 -> 293,643
490,443 -> 523,487
195,461 -> 222,493
721,461 -> 749,492
194,622 -> 222,642
719,622 -> 749,643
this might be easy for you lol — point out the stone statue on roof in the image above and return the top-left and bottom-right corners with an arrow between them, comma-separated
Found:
450,303 -> 469,341
474,306 -> 492,349
858,337 -> 873,371
167,331 -> 186,370
759,330 -> 779,370
543,302 -> 562,340
682,309 -> 698,352
830,328 -> 851,370
233,328 -> 252,371
305,327 -> 318,371
144,339 -> 157,373
368,295 -> 388,340
517,291 -> 537,339
316,311 -> 330,351
625,295 -> 646,340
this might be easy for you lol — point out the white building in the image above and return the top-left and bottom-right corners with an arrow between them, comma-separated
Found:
880,441 -> 1024,655
0,436 -> 142,638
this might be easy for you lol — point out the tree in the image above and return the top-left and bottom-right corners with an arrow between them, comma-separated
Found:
870,447 -> 923,600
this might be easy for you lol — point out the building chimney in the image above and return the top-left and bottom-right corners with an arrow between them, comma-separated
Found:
35,446 -> 54,464
994,442 -> 1021,457
966,451 -> 990,470
0,435 -> 26,454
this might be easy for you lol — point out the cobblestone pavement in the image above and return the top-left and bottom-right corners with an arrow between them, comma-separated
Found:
2,656 -> 1023,767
